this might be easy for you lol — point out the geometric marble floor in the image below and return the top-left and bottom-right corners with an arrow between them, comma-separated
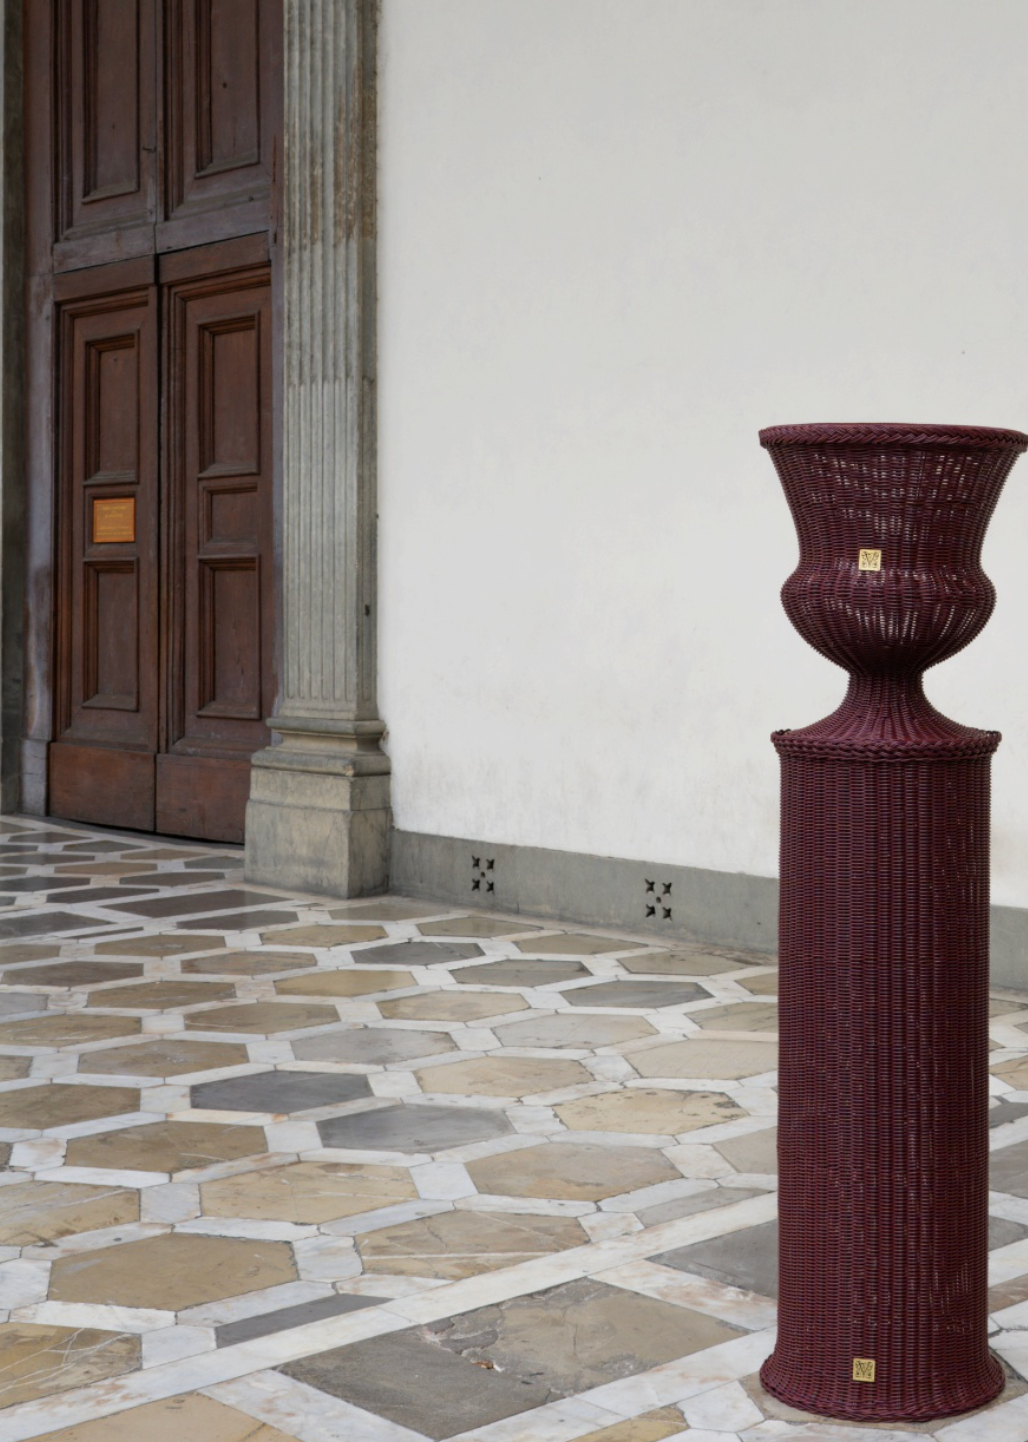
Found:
4,821 -> 1028,1440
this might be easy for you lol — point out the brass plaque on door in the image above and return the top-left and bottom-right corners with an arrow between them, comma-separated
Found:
92,497 -> 135,544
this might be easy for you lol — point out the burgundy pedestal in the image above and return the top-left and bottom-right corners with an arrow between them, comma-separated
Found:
759,423 -> 1028,1421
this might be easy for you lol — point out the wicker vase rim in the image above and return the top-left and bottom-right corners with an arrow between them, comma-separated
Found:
759,422 -> 1028,449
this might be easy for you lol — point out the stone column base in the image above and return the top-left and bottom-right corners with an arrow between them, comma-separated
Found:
244,737 -> 391,898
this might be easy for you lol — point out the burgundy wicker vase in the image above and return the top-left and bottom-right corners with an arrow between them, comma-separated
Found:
759,422 -> 1028,1421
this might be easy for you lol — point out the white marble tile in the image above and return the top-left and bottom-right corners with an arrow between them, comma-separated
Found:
449,1395 -> 618,1442
141,1323 -> 217,1367
8,1136 -> 65,1170
42,1163 -> 168,1187
47,1110 -> 151,1140
581,1327 -> 776,1413
989,1238 -> 1028,1285
139,1181 -> 201,1222
322,1200 -> 451,1237
370,1071 -> 423,1098
931,1391 -> 1028,1442
0,1259 -> 50,1308
579,1212 -> 643,1242
25,1298 -> 174,1332
457,1194 -> 594,1218
179,1216 -> 319,1242
599,1177 -> 717,1213
260,1119 -> 323,1152
596,1261 -> 777,1331
207,1369 -> 433,1442
27,1054 -> 79,1078
180,1278 -> 335,1326
410,1161 -> 475,1199
682,1380 -> 763,1431
293,1232 -> 363,1281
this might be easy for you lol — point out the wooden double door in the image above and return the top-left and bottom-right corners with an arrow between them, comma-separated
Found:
27,1 -> 281,843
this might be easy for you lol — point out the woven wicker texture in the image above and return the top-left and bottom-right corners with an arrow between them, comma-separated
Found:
760,422 -> 1027,1421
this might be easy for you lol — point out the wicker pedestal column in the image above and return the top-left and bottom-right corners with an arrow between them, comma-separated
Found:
759,423 -> 1028,1422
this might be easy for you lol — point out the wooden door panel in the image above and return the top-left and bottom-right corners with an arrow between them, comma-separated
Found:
50,743 -> 155,831
159,0 -> 277,250
53,0 -> 158,269
54,276 -> 159,754
157,258 -> 272,839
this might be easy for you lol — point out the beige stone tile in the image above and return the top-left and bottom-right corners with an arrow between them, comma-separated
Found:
93,935 -> 224,956
416,1056 -> 592,1097
0,1082 -> 141,1130
515,933 -> 623,956
28,1391 -> 298,1441
572,1407 -> 688,1442
0,943 -> 58,966
184,1001 -> 339,1034
715,1127 -> 778,1173
275,969 -> 415,998
183,951 -> 313,976
0,1180 -> 139,1245
0,1014 -> 140,1047
736,972 -> 778,996
55,862 -> 161,877
127,848 -> 212,861
77,1037 -> 250,1076
259,924 -> 386,947
65,1119 -> 268,1174
357,1208 -> 589,1279
379,990 -> 529,1023
0,1322 -> 139,1408
49,1232 -> 296,1310
201,1160 -> 417,1222
331,899 -> 441,921
0,1054 -> 31,1080
995,1056 -> 1028,1089
690,1002 -> 779,1034
467,1141 -> 679,1201
85,979 -> 236,1009
556,1087 -> 745,1135
621,950 -> 744,975
418,916 -> 543,939
627,1037 -> 777,1080
494,1014 -> 655,1048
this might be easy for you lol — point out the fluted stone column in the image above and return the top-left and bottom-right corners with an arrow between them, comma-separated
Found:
245,0 -> 390,896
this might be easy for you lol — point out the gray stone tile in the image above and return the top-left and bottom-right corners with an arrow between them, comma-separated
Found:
0,911 -> 99,939
106,889 -> 288,919
293,1026 -> 456,1065
991,1099 -> 1028,1129
331,899 -> 442,921
620,949 -> 750,976
191,1070 -> 372,1113
992,1139 -> 1028,1197
176,910 -> 296,931
714,1127 -> 778,1173
562,980 -> 707,1009
0,992 -> 45,1016
318,1103 -> 513,1154
62,840 -> 145,853
990,1215 -> 1028,1249
356,941 -> 484,966
216,1291 -> 384,1347
637,1185 -> 762,1227
454,959 -> 589,987
0,876 -> 86,893
47,886 -> 161,904
6,961 -> 142,987
281,1329 -> 551,1439
653,1218 -> 779,1298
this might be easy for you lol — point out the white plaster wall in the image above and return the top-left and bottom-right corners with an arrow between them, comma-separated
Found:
377,0 -> 1028,907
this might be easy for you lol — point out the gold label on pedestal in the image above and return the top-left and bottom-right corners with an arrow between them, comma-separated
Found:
853,1358 -> 876,1382
93,497 -> 136,544
858,549 -> 881,571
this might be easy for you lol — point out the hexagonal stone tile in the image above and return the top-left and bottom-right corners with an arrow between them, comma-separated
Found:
563,980 -> 707,1009
191,1069 -> 372,1113
0,1180 -> 138,1244
31,1392 -> 301,1442
65,1120 -> 268,1174
0,1054 -> 31,1080
418,916 -> 543,939
332,899 -> 440,921
0,991 -> 44,1016
184,1001 -> 339,1033
467,1141 -> 679,1200
357,1209 -> 589,1279
653,1218 -> 779,1299
0,1083 -> 141,1130
0,943 -> 58,966
84,979 -> 236,1009
50,1232 -> 296,1310
319,1102 -> 513,1153
627,1037 -> 777,1080
259,923 -> 386,947
494,1014 -> 655,1048
379,990 -> 529,1022
0,1323 -> 139,1406
55,861 -> 159,877
93,934 -> 221,956
454,959 -> 589,987
993,1057 -> 1028,1091
690,1002 -> 779,1034
417,1056 -> 591,1098
355,941 -> 484,966
556,1087 -> 744,1135
77,1037 -> 250,1077
293,1026 -> 456,1065
0,1013 -> 140,1047
182,950 -> 314,975
515,934 -> 622,956
736,971 -> 779,996
202,1160 -> 417,1222
275,970 -> 415,999
2,960 -> 144,987
619,950 -> 747,976
714,1127 -> 778,1173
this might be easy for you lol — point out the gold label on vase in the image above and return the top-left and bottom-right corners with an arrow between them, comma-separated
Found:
858,549 -> 881,571
852,1358 -> 876,1382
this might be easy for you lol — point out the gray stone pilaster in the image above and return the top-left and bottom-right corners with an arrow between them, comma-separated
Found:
245,0 -> 390,895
